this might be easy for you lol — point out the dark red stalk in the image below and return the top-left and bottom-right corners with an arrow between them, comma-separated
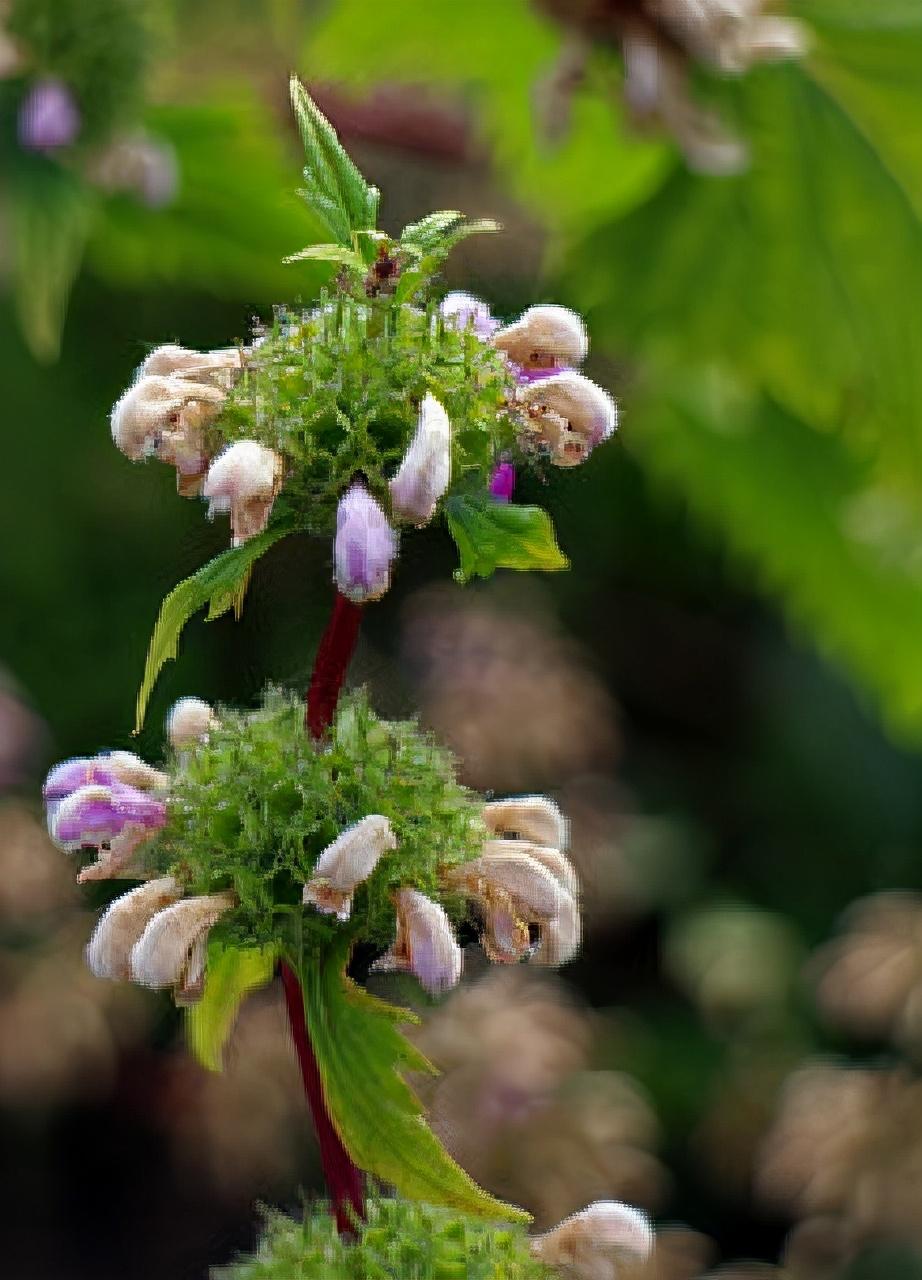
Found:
279,958 -> 364,1235
282,589 -> 365,1235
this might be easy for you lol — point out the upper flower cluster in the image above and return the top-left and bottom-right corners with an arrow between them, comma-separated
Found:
110,285 -> 617,606
43,690 -> 581,1005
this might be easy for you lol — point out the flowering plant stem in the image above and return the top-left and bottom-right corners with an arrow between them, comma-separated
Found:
279,589 -> 366,1235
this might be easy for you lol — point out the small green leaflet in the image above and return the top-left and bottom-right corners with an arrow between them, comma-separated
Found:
400,211 -> 501,266
187,943 -> 278,1072
134,522 -> 291,732
301,942 -> 530,1223
289,77 -> 379,246
284,243 -> 365,270
445,495 -> 569,583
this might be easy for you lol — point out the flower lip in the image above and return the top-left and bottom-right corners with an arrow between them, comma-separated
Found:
202,441 -> 283,547
51,781 -> 168,849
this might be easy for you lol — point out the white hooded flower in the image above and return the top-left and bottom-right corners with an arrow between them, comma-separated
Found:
494,304 -> 588,371
529,1201 -> 654,1280
303,815 -> 397,921
202,441 -> 283,547
482,796 -> 569,853
110,374 -> 225,462
373,888 -> 463,995
520,371 -> 618,467
166,697 -> 219,750
389,394 -> 452,527
87,877 -> 182,981
140,343 -> 244,389
130,891 -> 236,1005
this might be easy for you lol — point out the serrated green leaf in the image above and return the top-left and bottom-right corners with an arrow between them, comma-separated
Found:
399,211 -> 501,275
444,496 -> 569,583
629,364 -> 922,740
187,943 -> 278,1072
301,941 -> 529,1223
135,523 -> 291,732
283,242 -> 365,269
289,77 -> 379,245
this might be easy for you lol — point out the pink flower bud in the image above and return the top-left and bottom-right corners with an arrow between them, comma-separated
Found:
334,483 -> 398,604
489,462 -> 516,502
18,79 -> 80,151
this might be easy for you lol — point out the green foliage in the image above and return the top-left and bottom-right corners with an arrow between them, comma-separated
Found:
214,1198 -> 550,1279
290,76 -> 379,245
134,522 -> 292,732
187,941 -> 278,1072
300,940 -> 528,1223
152,689 -> 483,949
218,297 -> 517,534
445,496 -> 569,583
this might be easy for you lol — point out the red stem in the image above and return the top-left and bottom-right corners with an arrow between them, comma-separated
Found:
305,592 -> 364,739
283,590 -> 366,1234
279,958 -> 365,1235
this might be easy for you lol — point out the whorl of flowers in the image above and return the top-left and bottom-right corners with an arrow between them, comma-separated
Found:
42,690 -> 582,1005
106,82 -> 618,666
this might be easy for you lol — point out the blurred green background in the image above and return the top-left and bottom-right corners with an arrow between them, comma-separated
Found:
4,1 -> 922,1277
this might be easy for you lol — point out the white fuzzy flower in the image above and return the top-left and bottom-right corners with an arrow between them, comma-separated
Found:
110,374 -> 224,466
202,440 -> 283,546
130,891 -> 236,1005
166,697 -> 219,749
482,796 -> 569,852
140,343 -> 244,389
389,394 -> 452,527
87,877 -> 182,981
520,371 -> 617,468
303,815 -> 397,922
530,1201 -> 654,1280
494,304 -> 588,371
373,888 -> 463,995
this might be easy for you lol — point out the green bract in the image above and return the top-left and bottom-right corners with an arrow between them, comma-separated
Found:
150,689 -> 483,950
217,298 -> 519,536
214,1198 -> 555,1280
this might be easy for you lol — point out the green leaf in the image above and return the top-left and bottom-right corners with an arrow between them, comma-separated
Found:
289,77 -> 380,245
10,156 -> 94,362
283,242 -> 365,269
444,495 -> 569,583
301,941 -> 529,1223
135,523 -> 291,732
629,365 -> 922,740
187,943 -> 278,1072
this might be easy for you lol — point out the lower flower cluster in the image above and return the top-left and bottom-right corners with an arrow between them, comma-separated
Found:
43,690 -> 582,1004
215,1196 -> 653,1280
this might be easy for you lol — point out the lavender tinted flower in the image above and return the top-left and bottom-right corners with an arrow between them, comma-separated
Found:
520,371 -> 618,468
389,394 -> 452,527
50,781 -> 168,882
374,887 -> 463,995
333,482 -> 398,603
489,462 -> 515,503
440,291 -> 499,340
18,79 -> 80,151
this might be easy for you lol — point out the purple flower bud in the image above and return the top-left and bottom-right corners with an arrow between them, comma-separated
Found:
43,756 -> 114,802
334,482 -> 397,603
440,292 -> 499,341
52,782 -> 167,850
18,79 -> 81,151
489,462 -> 516,503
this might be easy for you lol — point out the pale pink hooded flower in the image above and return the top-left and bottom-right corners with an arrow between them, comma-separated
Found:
373,888 -> 463,995
303,815 -> 397,921
333,482 -> 398,603
389,394 -> 452,527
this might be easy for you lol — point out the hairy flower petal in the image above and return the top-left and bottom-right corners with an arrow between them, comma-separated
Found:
374,888 -> 462,994
303,814 -> 397,921
51,782 -> 167,850
110,374 -> 224,463
389,394 -> 452,527
530,1201 -> 654,1279
130,892 -> 235,995
203,441 -> 283,546
494,304 -> 588,370
86,877 -> 182,981
140,344 -> 244,389
482,796 -> 569,851
166,697 -> 219,749
521,371 -> 617,468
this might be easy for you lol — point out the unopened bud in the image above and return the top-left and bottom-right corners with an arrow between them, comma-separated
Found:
334,482 -> 398,603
